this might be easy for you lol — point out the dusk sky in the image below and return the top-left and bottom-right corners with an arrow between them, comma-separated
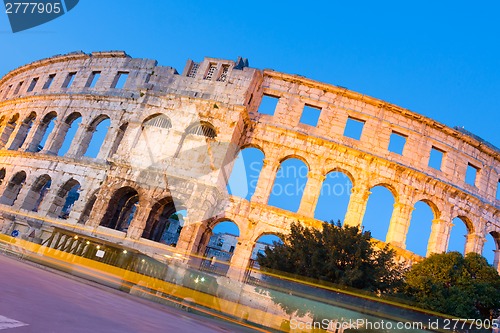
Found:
1,1 -> 498,261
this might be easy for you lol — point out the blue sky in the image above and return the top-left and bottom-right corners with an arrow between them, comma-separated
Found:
1,1 -> 498,262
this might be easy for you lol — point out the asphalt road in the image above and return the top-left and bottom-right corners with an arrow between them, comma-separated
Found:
0,254 -> 263,333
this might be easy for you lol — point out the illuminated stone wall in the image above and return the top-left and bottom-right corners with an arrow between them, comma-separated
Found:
0,51 -> 498,279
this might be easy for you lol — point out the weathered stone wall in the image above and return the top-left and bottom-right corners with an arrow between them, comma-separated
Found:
0,51 -> 498,279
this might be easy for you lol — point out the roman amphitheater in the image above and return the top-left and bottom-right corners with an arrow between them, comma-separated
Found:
0,51 -> 498,280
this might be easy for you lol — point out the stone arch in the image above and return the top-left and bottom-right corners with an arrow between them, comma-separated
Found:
406,199 -> 439,257
57,112 -> 82,156
0,168 -> 5,185
82,115 -> 111,158
0,113 -> 19,148
100,186 -> 139,232
268,157 -> 309,213
21,174 -> 51,212
142,196 -> 186,247
132,114 -> 174,162
48,178 -> 81,219
315,170 -> 353,223
485,231 -> 500,267
174,121 -> 219,169
77,189 -> 98,225
227,146 -> 265,201
186,121 -> 217,139
447,216 -> 473,254
142,113 -> 172,129
9,111 -> 36,150
30,111 -> 57,152
0,170 -> 26,206
108,122 -> 128,158
200,219 -> 240,275
361,184 -> 396,242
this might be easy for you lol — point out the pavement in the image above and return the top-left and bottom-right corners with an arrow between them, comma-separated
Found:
0,253 -> 267,333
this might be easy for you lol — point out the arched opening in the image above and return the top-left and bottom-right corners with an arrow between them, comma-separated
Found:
406,200 -> 436,257
315,171 -> 353,224
9,112 -> 36,150
142,198 -> 185,247
83,116 -> 111,158
186,122 -> 216,139
77,191 -> 98,225
58,113 -> 82,156
483,231 -> 499,266
21,174 -> 51,212
200,220 -> 240,276
268,157 -> 308,213
227,147 -> 264,201
361,185 -> 396,242
175,121 -> 217,160
30,112 -> 57,152
246,233 -> 284,281
108,122 -> 128,157
0,168 -> 5,185
133,114 -> 174,163
100,187 -> 139,232
48,179 -> 80,219
0,171 -> 26,206
447,217 -> 471,254
0,114 -> 19,148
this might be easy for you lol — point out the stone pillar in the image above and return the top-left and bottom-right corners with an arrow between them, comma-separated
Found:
426,217 -> 453,256
126,200 -> 155,240
5,121 -> 26,150
96,124 -> 119,161
343,185 -> 370,228
493,250 -> 500,273
84,188 -> 112,228
11,180 -> 35,210
0,122 -> 16,148
386,202 -> 415,248
176,221 -> 209,256
19,120 -> 43,152
226,238 -> 254,282
42,120 -> 70,155
297,171 -> 325,218
464,232 -> 485,255
250,158 -> 278,204
65,123 -> 92,158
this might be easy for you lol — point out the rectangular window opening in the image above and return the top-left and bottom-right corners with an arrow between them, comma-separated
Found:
204,63 -> 217,80
13,81 -> 23,95
258,94 -> 279,116
299,104 -> 321,127
187,62 -> 199,78
343,117 -> 365,140
111,72 -> 129,89
43,74 -> 56,90
428,146 -> 445,170
216,65 -> 230,82
496,179 -> 500,201
465,163 -> 479,187
62,72 -> 76,88
27,78 -> 38,92
85,71 -> 101,88
388,131 -> 407,155
4,85 -> 12,98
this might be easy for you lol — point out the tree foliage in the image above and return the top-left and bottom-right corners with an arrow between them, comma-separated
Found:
404,251 -> 500,319
257,221 -> 404,294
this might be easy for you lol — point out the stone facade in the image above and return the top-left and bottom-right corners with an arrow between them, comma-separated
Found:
0,51 -> 498,280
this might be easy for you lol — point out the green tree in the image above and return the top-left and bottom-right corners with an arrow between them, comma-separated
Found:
404,251 -> 500,319
257,221 -> 404,294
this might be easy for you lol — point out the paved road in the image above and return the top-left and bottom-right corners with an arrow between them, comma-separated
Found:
0,254 -> 262,332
